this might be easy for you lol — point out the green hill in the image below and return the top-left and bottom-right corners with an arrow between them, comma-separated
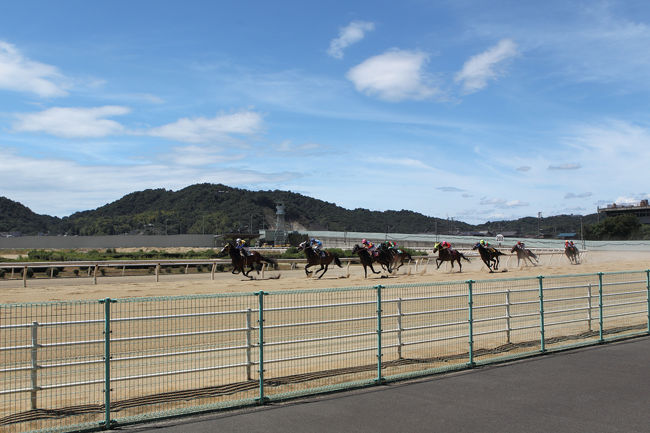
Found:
0,196 -> 61,235
2,184 -> 598,237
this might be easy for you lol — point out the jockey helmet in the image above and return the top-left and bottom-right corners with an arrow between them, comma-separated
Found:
310,238 -> 315,242
236,238 -> 241,243
480,240 -> 485,246
362,239 -> 367,244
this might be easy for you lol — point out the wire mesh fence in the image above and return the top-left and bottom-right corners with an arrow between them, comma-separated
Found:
1,270 -> 649,433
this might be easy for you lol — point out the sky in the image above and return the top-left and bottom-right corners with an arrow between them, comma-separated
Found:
1,0 -> 650,224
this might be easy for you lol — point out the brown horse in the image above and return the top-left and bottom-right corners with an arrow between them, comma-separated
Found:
352,244 -> 383,278
433,242 -> 470,272
565,244 -> 580,264
472,243 -> 504,272
297,241 -> 342,279
220,242 -> 277,278
510,243 -> 538,266
378,242 -> 412,271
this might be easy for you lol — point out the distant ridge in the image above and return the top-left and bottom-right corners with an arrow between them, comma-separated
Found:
0,183 -> 597,237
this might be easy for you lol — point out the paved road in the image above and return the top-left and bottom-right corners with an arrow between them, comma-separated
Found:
118,337 -> 649,433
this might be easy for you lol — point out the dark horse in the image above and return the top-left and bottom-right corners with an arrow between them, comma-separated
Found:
378,243 -> 412,271
352,244 -> 392,278
510,243 -> 538,267
565,244 -> 580,264
433,242 -> 470,272
297,241 -> 342,279
220,242 -> 277,278
472,243 -> 504,272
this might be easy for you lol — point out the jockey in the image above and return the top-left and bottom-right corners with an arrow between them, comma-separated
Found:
480,239 -> 489,248
441,241 -> 451,249
362,239 -> 377,254
565,240 -> 570,248
517,240 -> 525,249
310,238 -> 324,256
236,238 -> 250,256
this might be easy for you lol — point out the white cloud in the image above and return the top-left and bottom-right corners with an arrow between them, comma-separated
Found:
273,140 -> 321,153
455,39 -> 518,94
167,145 -> 245,166
148,111 -> 263,143
505,200 -> 529,207
369,156 -> 433,170
347,50 -> 438,101
0,147 -> 298,216
564,192 -> 592,199
0,41 -> 69,97
13,106 -> 130,138
516,165 -> 531,172
548,163 -> 581,170
437,186 -> 464,192
327,21 -> 375,59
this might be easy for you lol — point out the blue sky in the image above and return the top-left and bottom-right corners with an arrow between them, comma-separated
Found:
1,0 -> 650,223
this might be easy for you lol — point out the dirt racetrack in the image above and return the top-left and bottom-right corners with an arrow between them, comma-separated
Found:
1,250 -> 649,304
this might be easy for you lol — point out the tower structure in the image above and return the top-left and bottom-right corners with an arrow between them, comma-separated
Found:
274,203 -> 287,245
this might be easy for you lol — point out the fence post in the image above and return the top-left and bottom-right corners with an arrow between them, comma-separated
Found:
94,264 -> 99,285
598,272 -> 604,343
645,269 -> 650,334
396,297 -> 403,359
375,285 -> 384,383
467,280 -> 474,367
538,276 -> 545,353
100,298 -> 114,430
245,308 -> 253,381
505,288 -> 511,344
587,283 -> 593,332
23,265 -> 27,288
30,322 -> 39,410
256,291 -> 269,404
646,270 -> 649,334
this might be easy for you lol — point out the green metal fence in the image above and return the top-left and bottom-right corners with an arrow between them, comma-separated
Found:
1,270 -> 649,432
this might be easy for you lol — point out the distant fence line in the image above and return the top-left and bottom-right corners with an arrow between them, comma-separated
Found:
0,250 -> 569,287
1,270 -> 649,432
3,232 -> 650,251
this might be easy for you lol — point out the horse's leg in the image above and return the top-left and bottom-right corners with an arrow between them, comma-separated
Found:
457,258 -> 462,273
317,264 -> 328,279
369,263 -> 380,274
436,259 -> 442,269
304,263 -> 313,276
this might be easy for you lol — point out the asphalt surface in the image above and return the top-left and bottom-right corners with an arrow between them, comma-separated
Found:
117,336 -> 649,433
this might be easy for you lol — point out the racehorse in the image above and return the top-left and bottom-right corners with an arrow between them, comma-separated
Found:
472,243 -> 504,272
352,244 -> 385,278
297,241 -> 342,279
510,243 -> 538,267
378,243 -> 412,271
220,242 -> 277,278
565,244 -> 580,264
433,242 -> 470,272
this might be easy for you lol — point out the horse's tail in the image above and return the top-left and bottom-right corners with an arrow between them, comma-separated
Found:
334,255 -> 342,268
460,252 -> 470,262
260,255 -> 277,267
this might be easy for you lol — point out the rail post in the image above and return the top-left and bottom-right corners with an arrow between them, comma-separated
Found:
646,270 -> 649,334
538,276 -> 545,353
396,297 -> 403,359
99,298 -> 115,430
245,308 -> 253,380
467,280 -> 475,367
256,291 -> 269,404
505,288 -> 511,344
598,272 -> 604,343
587,283 -> 593,332
645,269 -> 650,334
23,265 -> 27,288
94,264 -> 99,285
30,322 -> 39,410
375,285 -> 384,383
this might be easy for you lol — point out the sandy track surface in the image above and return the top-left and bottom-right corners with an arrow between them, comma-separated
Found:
1,251 -> 649,303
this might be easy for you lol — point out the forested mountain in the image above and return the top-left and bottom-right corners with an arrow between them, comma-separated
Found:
1,184 -> 598,237
0,197 -> 61,235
